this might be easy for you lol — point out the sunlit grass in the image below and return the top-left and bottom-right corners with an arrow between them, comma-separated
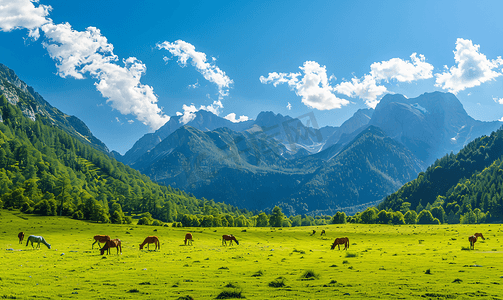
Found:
1,209 -> 503,299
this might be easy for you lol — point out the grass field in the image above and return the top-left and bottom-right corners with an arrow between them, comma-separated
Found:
1,209 -> 503,299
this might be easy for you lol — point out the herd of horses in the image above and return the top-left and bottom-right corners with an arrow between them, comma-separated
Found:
16,230 -> 488,254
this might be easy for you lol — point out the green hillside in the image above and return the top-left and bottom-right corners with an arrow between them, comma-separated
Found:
378,126 -> 503,223
0,93 -> 250,224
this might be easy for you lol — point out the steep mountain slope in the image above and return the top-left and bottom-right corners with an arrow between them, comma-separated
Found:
378,125 -> 503,219
136,124 -> 423,214
0,64 -> 250,223
0,63 -> 109,153
119,110 -> 253,165
282,126 -> 424,214
369,92 -> 502,165
120,110 -> 339,165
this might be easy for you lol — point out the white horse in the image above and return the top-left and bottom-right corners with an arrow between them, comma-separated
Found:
26,235 -> 51,249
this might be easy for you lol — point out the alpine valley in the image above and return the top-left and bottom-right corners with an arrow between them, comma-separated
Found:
1,63 -> 501,216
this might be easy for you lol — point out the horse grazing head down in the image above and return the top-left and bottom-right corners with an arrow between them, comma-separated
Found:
139,236 -> 160,250
100,239 -> 122,255
331,237 -> 349,250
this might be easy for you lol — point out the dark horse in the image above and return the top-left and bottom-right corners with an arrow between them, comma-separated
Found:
469,233 -> 485,250
222,235 -> 239,246
100,239 -> 122,255
185,233 -> 193,246
320,230 -> 326,236
18,232 -> 25,244
331,237 -> 349,250
92,235 -> 111,249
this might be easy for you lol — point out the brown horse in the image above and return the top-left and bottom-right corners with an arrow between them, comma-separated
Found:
310,230 -> 316,236
92,235 -> 111,249
474,233 -> 485,240
140,236 -> 160,250
469,233 -> 485,250
331,237 -> 349,250
222,235 -> 239,246
18,232 -> 25,244
100,239 -> 122,255
184,233 -> 193,246
320,230 -> 326,236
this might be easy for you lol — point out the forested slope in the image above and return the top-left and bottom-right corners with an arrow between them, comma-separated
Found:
0,93 -> 250,224
378,126 -> 503,222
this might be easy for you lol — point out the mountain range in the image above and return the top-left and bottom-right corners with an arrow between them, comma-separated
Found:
1,62 -> 501,216
116,90 -> 502,215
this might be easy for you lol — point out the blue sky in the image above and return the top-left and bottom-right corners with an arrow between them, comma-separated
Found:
1,0 -> 503,154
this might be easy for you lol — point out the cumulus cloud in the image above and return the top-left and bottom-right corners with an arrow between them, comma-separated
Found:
370,53 -> 434,82
334,74 -> 388,108
224,113 -> 250,123
260,61 -> 349,110
494,97 -> 503,105
178,100 -> 224,125
0,0 -> 51,34
157,40 -> 233,99
1,1 -> 170,130
262,54 -> 433,110
435,38 -> 503,94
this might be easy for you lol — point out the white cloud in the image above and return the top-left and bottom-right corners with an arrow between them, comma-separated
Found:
157,40 -> 233,99
1,3 -> 170,131
260,61 -> 349,110
262,54 -> 432,110
178,100 -> 224,125
500,117 -> 503,122
224,113 -> 250,123
435,38 -> 503,94
287,102 -> 292,110
188,80 -> 199,89
179,104 -> 198,125
334,74 -> 387,108
370,53 -> 434,82
0,0 -> 51,33
493,97 -> 503,105
40,22 -> 169,130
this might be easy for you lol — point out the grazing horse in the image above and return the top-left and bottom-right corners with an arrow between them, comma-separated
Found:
469,233 -> 485,250
140,236 -> 160,250
184,233 -> 193,246
331,237 -> 349,250
320,230 -> 326,236
92,235 -> 111,249
310,230 -> 316,236
222,235 -> 239,246
26,235 -> 51,249
18,232 -> 25,244
100,239 -> 122,255
474,233 -> 485,240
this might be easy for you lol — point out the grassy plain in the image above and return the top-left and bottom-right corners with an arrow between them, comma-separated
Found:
1,209 -> 503,299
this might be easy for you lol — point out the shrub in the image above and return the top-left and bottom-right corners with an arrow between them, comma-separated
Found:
345,252 -> 358,258
215,287 -> 244,299
300,270 -> 319,280
268,277 -> 286,288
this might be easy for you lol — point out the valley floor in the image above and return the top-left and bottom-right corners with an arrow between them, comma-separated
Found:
1,209 -> 503,299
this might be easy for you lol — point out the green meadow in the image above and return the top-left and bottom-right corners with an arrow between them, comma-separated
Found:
2,209 -> 503,299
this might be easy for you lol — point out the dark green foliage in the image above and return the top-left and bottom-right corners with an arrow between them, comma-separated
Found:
268,277 -> 286,288
300,270 -> 319,280
417,210 -> 440,225
379,126 -> 503,223
0,67 -> 254,224
269,206 -> 284,227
